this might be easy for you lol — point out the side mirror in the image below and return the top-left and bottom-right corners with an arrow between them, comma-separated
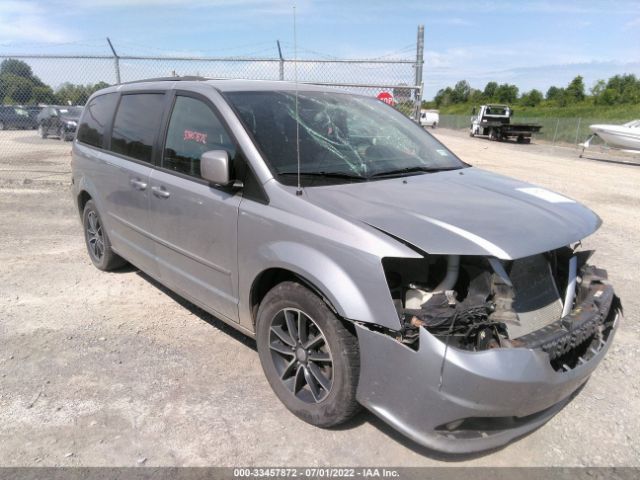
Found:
201,150 -> 231,185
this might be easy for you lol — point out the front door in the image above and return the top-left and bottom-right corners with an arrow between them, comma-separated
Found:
148,93 -> 241,322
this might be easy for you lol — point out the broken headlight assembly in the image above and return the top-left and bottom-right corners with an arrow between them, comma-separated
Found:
382,247 -> 620,370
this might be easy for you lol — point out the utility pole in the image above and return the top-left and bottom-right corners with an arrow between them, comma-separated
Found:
107,37 -> 121,84
277,40 -> 285,81
414,25 -> 424,121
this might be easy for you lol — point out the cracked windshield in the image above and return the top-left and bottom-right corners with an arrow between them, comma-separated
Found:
226,91 -> 466,184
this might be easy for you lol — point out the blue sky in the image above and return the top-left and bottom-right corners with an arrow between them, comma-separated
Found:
1,0 -> 639,99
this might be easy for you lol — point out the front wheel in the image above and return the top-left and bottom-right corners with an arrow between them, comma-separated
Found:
256,281 -> 361,427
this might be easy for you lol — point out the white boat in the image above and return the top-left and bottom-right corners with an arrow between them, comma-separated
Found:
588,120 -> 640,152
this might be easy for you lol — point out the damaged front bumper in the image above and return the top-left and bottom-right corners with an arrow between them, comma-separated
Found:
355,281 -> 621,454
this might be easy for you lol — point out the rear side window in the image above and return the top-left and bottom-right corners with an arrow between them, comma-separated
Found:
162,96 -> 236,178
111,93 -> 165,163
77,93 -> 118,148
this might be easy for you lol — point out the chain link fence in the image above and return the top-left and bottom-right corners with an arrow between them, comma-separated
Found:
0,52 -> 422,181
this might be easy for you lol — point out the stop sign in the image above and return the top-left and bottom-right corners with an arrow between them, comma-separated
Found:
377,91 -> 395,105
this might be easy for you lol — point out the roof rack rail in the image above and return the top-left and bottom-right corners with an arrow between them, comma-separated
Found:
119,76 -> 208,85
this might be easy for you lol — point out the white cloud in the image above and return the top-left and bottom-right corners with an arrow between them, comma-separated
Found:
0,1 -> 75,44
625,17 -> 640,29
70,0 -> 309,16
430,17 -> 473,26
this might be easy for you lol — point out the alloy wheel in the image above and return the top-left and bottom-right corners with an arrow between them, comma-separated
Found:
268,308 -> 334,404
86,210 -> 104,261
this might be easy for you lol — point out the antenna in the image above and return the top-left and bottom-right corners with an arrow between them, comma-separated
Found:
293,5 -> 302,196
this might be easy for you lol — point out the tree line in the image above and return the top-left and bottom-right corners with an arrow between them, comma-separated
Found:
0,59 -> 108,106
430,74 -> 640,108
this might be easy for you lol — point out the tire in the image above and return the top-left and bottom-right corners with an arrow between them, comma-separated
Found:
256,281 -> 360,427
82,200 -> 126,271
38,124 -> 48,139
0,121 -> 5,131
58,128 -> 67,141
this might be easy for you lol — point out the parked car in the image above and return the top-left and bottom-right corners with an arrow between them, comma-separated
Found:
71,78 -> 622,453
420,108 -> 439,128
0,105 -> 38,130
23,105 -> 44,120
37,105 -> 83,141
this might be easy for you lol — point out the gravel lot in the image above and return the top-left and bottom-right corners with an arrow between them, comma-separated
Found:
0,128 -> 638,467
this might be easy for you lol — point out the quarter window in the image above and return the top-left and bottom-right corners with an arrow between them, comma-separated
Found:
163,96 -> 236,178
77,93 -> 118,148
111,93 -> 165,163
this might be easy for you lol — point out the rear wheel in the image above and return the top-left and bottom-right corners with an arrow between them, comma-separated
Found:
82,200 -> 126,271
256,281 -> 360,427
38,124 -> 47,139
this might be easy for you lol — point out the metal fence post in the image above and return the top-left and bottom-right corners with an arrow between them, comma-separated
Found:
552,118 -> 560,144
574,117 -> 582,145
106,37 -> 121,84
413,25 -> 424,122
276,40 -> 285,81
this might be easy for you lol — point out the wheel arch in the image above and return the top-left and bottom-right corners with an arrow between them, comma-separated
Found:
249,267 -> 341,329
77,189 -> 92,217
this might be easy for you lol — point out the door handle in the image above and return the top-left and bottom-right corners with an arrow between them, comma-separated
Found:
130,178 -> 147,190
151,186 -> 171,198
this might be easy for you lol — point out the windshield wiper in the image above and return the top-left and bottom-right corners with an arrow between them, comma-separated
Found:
369,166 -> 461,178
279,171 -> 368,181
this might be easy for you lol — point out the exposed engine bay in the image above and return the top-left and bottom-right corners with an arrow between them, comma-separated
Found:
382,247 -> 619,370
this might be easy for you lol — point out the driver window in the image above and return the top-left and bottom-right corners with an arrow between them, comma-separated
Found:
163,96 -> 236,178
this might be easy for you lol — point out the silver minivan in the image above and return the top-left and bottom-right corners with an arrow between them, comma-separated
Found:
71,78 -> 621,453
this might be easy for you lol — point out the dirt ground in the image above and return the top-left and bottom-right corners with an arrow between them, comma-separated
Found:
0,128 -> 638,467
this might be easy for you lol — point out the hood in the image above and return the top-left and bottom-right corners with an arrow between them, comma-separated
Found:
304,167 -> 601,260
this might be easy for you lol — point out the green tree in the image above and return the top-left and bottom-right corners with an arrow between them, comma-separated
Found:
565,75 -> 585,103
1,73 -> 33,104
520,89 -> 543,107
0,58 -> 59,105
55,81 -> 110,105
599,88 -> 619,105
591,80 -> 607,105
434,87 -> 454,107
495,83 -> 519,103
546,86 -> 562,101
468,88 -> 484,105
483,81 -> 498,99
451,80 -> 471,103
32,85 -> 56,105
0,59 -> 34,79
